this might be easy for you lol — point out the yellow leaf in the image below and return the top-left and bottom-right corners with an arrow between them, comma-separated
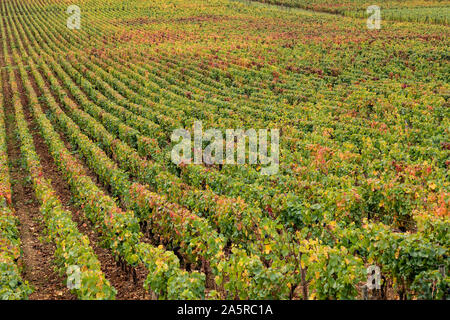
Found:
395,248 -> 400,259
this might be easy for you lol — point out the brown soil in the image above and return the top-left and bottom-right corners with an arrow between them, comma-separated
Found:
23,66 -> 149,300
1,53 -> 75,300
8,7 -> 207,297
4,115 -> 75,300
3,12 -> 147,299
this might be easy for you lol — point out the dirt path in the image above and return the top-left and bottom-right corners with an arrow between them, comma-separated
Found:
22,78 -> 148,300
24,66 -> 149,300
3,10 -> 149,298
19,53 -> 150,300
1,71 -> 75,300
0,8 -> 78,298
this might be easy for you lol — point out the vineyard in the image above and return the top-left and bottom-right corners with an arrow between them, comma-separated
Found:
248,0 -> 450,24
0,0 -> 448,300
